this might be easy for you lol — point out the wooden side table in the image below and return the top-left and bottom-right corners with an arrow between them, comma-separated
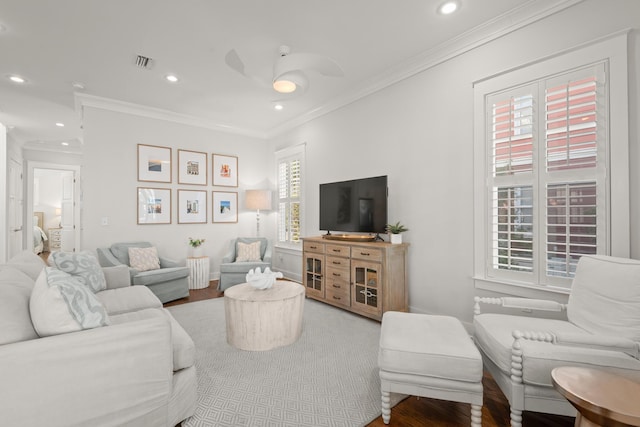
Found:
552,366 -> 640,427
224,281 -> 304,351
186,256 -> 210,289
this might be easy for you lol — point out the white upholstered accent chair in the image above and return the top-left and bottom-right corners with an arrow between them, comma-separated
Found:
473,255 -> 640,426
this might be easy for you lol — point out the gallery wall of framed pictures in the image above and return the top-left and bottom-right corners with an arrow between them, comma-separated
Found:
136,144 -> 239,224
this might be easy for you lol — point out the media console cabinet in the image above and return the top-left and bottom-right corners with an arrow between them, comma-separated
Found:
302,236 -> 409,321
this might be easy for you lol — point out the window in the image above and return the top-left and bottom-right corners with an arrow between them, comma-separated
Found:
474,34 -> 629,293
275,144 -> 305,247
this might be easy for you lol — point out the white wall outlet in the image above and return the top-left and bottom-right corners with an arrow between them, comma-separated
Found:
101,217 -> 109,226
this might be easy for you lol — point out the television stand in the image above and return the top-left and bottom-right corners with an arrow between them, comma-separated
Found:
302,236 -> 409,321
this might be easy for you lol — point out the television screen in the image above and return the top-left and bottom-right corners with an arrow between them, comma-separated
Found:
319,175 -> 388,234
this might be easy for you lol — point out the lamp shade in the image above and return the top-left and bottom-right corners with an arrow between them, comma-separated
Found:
245,190 -> 272,210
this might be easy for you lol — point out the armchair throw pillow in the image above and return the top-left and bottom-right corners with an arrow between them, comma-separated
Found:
236,241 -> 261,262
50,250 -> 107,293
128,246 -> 161,272
30,267 -> 110,337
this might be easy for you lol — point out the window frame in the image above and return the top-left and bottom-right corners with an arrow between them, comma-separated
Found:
473,32 -> 629,297
275,143 -> 306,250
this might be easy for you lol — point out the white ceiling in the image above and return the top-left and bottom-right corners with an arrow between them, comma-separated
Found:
0,0 -> 577,152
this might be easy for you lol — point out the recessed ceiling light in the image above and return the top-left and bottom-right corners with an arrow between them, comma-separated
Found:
165,74 -> 179,83
274,104 -> 283,111
9,75 -> 26,84
55,122 -> 65,127
61,142 -> 69,146
438,1 -> 459,15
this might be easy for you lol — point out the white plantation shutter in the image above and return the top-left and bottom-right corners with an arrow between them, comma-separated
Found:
276,145 -> 305,246
484,62 -> 608,289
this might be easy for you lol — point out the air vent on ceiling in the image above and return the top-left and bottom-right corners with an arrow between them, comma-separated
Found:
135,55 -> 154,69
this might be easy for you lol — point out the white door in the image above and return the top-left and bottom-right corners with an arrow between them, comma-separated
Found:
60,171 -> 75,252
8,158 -> 23,258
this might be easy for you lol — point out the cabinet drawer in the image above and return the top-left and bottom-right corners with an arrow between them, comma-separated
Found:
326,286 -> 350,308
326,255 -> 350,269
325,244 -> 350,257
351,247 -> 382,262
326,266 -> 350,288
303,241 -> 325,253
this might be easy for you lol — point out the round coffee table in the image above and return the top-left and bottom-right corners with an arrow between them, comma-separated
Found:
552,366 -> 640,427
224,280 -> 304,351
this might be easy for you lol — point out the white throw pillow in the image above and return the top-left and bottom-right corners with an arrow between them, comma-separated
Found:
128,246 -> 161,271
49,250 -> 107,293
236,241 -> 261,262
30,268 -> 110,337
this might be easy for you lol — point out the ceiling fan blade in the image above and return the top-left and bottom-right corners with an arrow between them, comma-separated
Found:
225,49 -> 246,76
273,52 -> 344,80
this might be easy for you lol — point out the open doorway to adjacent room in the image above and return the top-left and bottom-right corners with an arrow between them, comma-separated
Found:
27,162 -> 81,259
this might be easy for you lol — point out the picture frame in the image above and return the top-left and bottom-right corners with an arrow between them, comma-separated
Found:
178,190 -> 207,224
138,144 -> 172,183
212,154 -> 238,187
137,187 -> 171,224
178,149 -> 207,186
212,191 -> 238,223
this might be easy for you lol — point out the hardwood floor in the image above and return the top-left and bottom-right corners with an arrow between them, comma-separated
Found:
166,283 -> 575,427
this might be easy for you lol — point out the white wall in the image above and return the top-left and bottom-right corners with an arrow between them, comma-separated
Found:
269,0 -> 640,322
81,107 -> 273,278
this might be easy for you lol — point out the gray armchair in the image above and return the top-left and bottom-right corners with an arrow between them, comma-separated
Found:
96,241 -> 190,303
219,237 -> 272,291
473,255 -> 640,426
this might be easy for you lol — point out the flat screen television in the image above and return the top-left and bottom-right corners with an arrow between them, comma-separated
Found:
319,175 -> 388,235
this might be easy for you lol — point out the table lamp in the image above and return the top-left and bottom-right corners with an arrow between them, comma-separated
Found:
245,189 -> 272,236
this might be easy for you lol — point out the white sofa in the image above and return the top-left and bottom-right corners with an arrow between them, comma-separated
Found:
0,251 -> 197,427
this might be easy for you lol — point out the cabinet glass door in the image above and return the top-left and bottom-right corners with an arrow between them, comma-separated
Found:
304,255 -> 324,297
352,261 -> 381,315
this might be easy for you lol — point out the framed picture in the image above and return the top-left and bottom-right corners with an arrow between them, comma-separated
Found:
137,187 -> 171,224
212,154 -> 238,187
178,149 -> 207,186
212,191 -> 238,223
178,190 -> 207,224
138,144 -> 172,183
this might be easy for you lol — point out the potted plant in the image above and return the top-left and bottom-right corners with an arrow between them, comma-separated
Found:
386,222 -> 408,244
189,237 -> 206,257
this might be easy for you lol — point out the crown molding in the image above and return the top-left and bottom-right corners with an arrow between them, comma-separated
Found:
75,93 -> 268,140
265,0 -> 586,138
75,0 -> 585,141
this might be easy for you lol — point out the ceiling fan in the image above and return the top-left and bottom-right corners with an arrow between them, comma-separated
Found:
225,45 -> 344,95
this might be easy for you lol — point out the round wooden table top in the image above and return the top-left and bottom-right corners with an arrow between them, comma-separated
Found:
552,366 -> 640,426
224,280 -> 304,302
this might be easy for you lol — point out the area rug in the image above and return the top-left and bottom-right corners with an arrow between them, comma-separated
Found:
167,297 -> 402,427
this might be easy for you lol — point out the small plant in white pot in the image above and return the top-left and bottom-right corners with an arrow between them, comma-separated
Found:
188,237 -> 206,257
386,222 -> 408,244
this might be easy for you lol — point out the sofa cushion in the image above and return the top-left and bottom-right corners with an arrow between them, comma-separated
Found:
30,268 -> 110,337
132,267 -> 190,286
568,255 -> 640,342
236,241 -> 261,262
220,261 -> 270,274
110,308 -> 195,371
50,251 -> 107,293
4,250 -> 46,280
0,268 -> 39,345
128,246 -> 161,272
102,265 -> 131,289
473,313 -> 585,375
97,285 -> 162,315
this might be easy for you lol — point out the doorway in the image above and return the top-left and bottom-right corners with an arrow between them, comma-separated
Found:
26,162 -> 81,255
